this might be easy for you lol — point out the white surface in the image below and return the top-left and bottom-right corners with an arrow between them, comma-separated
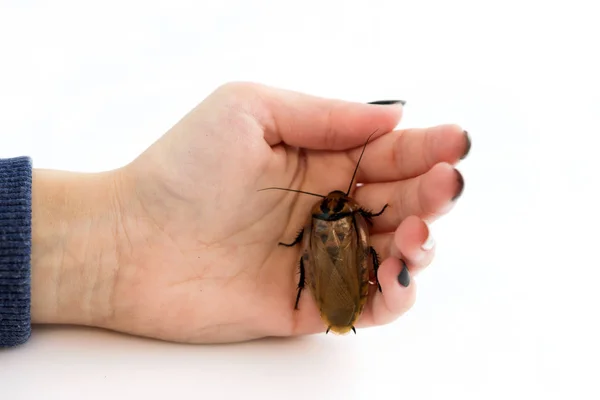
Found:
1,1 -> 599,399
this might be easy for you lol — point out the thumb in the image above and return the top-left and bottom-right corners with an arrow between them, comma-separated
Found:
211,82 -> 405,150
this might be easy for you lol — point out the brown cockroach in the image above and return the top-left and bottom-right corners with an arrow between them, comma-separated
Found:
259,130 -> 387,335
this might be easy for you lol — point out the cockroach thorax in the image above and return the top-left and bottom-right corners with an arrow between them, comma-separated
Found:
311,190 -> 361,221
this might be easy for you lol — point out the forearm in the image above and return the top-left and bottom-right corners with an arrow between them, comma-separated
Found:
30,168 -> 121,326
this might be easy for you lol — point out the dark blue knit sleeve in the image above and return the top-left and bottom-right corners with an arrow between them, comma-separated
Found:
0,156 -> 32,347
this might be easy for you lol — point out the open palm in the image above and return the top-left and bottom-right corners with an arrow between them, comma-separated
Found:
108,82 -> 469,343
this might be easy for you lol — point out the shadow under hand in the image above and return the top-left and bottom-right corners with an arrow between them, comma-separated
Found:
5,324 -> 364,398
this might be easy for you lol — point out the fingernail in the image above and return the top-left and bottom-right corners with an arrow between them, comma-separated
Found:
421,222 -> 435,251
460,130 -> 471,160
367,100 -> 407,105
398,259 -> 410,287
452,168 -> 464,201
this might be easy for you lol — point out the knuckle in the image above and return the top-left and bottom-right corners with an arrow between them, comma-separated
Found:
393,130 -> 408,171
323,106 -> 337,148
214,81 -> 257,95
205,82 -> 265,124
394,183 -> 409,222
210,81 -> 264,106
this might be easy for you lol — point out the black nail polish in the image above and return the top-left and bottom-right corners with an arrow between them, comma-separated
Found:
452,168 -> 464,201
460,130 -> 471,160
398,259 -> 410,287
367,100 -> 406,105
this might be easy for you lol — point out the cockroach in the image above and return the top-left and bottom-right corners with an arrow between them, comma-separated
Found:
259,130 -> 388,335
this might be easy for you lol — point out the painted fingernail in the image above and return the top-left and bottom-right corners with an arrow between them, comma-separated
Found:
452,168 -> 464,201
460,130 -> 471,160
398,259 -> 410,287
421,222 -> 435,251
367,100 -> 407,105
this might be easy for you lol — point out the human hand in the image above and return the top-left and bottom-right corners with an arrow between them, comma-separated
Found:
31,82 -> 468,343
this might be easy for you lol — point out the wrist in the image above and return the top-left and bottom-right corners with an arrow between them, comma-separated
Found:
30,168 -> 121,326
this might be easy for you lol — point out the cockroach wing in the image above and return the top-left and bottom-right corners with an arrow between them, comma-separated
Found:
350,212 -> 372,318
305,214 -> 371,332
354,212 -> 373,287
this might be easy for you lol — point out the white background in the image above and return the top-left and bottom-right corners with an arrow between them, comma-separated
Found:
1,0 -> 599,399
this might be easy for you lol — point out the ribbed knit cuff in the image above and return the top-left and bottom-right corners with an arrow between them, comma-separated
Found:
0,156 -> 32,347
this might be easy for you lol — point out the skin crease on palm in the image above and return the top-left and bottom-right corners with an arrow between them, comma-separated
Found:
30,82 -> 469,344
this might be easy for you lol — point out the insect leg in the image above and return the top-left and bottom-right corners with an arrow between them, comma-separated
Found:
369,246 -> 383,292
369,203 -> 389,217
279,228 -> 304,247
358,204 -> 388,226
293,256 -> 306,310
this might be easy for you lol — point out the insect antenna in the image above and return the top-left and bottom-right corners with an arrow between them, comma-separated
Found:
345,129 -> 380,196
257,187 -> 326,199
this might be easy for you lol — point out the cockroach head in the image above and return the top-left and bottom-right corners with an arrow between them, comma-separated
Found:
311,190 -> 358,221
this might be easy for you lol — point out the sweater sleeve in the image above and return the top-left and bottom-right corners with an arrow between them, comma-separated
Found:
0,156 -> 32,347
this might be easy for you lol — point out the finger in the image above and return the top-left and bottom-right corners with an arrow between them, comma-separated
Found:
348,124 -> 470,183
358,258 -> 416,328
390,216 -> 435,276
354,162 -> 465,233
212,82 -> 404,150
370,216 -> 434,276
